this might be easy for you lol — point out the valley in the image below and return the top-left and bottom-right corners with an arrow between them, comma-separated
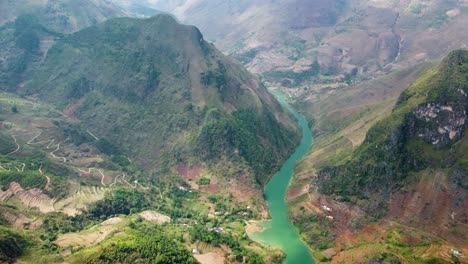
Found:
0,1 -> 467,263
248,90 -> 314,264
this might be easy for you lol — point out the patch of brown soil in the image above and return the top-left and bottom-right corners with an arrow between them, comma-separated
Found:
102,217 -> 122,225
55,225 -> 114,247
287,184 -> 309,202
177,163 -> 204,189
199,183 -> 219,194
329,221 -> 468,264
177,163 -> 203,180
299,193 -> 363,235
1,182 -> 56,213
0,210 -> 42,229
193,250 -> 225,264
229,175 -> 263,205
63,99 -> 84,123
245,220 -> 266,235
387,172 -> 467,244
139,210 -> 171,224
310,172 -> 468,264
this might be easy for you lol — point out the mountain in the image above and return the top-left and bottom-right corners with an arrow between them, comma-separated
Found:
0,0 -> 125,93
108,0 -> 163,17
113,0 -> 468,85
24,14 -> 300,187
0,91 -> 282,263
0,13 -> 298,263
0,0 -> 124,33
288,50 -> 468,263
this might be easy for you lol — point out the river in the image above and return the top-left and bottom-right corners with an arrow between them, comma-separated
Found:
249,90 -> 314,263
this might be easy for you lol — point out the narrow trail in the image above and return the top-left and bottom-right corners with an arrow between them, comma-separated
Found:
87,130 -> 99,141
27,133 -> 55,146
109,173 -> 123,187
121,173 -> 135,188
46,139 -> 55,149
78,168 -> 108,187
6,135 -> 20,156
26,130 -> 72,164
27,131 -> 43,144
78,168 -> 93,175
49,143 -> 67,163
98,169 -> 107,187
136,182 -> 149,190
38,165 -> 51,191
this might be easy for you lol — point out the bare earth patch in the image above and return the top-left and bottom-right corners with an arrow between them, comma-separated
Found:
245,220 -> 266,236
139,210 -> 171,224
287,184 -> 310,202
1,182 -> 56,213
63,99 -> 84,123
102,217 -> 123,225
193,251 -> 225,264
55,225 -> 115,247
446,9 -> 461,17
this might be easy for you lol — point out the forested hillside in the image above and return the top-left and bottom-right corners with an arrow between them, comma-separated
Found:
23,15 -> 300,186
289,50 -> 468,263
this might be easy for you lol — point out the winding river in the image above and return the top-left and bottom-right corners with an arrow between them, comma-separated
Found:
250,90 -> 314,263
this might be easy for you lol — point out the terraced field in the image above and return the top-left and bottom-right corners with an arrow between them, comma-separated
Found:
0,92 -> 132,216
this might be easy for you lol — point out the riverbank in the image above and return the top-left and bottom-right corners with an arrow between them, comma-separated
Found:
247,89 -> 315,264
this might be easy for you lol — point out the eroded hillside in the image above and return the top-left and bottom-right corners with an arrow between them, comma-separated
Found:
288,50 -> 468,263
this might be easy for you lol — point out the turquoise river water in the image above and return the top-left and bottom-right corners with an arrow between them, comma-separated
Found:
250,90 -> 315,263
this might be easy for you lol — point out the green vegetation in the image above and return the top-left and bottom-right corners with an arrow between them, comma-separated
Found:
0,134 -> 16,154
0,171 -> 46,190
0,10 -> 299,264
190,225 -> 263,263
88,189 -> 149,220
14,15 -> 41,54
289,209 -> 334,250
263,61 -> 321,87
286,51 -> 467,263
0,155 -> 71,199
0,228 -> 29,262
315,50 -> 468,205
196,177 -> 211,185
81,227 -> 197,264
24,14 -> 300,186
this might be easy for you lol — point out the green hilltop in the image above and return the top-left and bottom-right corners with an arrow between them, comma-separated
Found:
24,14 -> 300,185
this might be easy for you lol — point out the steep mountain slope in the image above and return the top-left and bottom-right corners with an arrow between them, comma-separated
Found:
289,50 -> 468,263
0,15 -> 62,92
0,92 -> 280,263
24,15 -> 300,187
0,0 -> 125,92
108,0 -> 163,17
114,0 -> 467,84
0,0 -> 124,33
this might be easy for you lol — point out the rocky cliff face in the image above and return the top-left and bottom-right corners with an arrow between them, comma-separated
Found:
407,100 -> 466,148
313,50 -> 468,215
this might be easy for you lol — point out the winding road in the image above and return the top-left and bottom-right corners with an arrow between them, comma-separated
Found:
6,135 -> 20,156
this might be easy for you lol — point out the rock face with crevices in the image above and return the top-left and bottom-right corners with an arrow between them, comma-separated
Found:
407,100 -> 466,147
313,50 -> 468,214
